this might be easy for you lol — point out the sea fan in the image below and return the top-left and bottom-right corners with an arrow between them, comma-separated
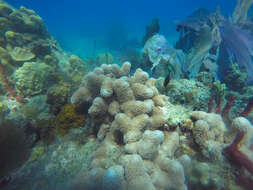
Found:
0,121 -> 31,178
176,8 -> 214,33
233,0 -> 253,24
219,21 -> 253,84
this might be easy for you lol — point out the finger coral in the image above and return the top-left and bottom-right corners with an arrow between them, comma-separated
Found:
191,111 -> 226,160
121,154 -> 156,190
137,130 -> 164,160
70,62 -> 190,190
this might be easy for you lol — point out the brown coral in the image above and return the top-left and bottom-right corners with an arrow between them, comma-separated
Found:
56,104 -> 86,136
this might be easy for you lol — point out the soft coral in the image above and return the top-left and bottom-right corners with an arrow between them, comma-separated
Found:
224,131 -> 253,190
0,63 -> 27,103
219,21 -> 253,84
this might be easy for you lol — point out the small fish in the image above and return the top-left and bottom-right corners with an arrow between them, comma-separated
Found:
0,176 -> 11,188
164,73 -> 171,87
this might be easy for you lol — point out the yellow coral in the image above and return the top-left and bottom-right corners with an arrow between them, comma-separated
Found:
28,146 -> 45,162
51,81 -> 70,98
56,104 -> 86,136
182,144 -> 197,157
72,75 -> 83,83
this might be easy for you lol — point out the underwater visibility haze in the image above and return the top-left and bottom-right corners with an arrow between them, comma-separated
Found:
1,0 -> 253,190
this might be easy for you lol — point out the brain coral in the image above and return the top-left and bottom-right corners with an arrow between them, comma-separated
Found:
13,61 -> 54,97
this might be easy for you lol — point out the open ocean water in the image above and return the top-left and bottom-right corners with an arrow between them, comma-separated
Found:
6,0 -> 236,57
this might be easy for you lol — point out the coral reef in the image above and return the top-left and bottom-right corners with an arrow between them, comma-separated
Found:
4,61 -> 252,190
222,61 -> 247,93
159,78 -> 211,111
13,61 -> 55,97
191,111 -> 226,160
175,5 -> 253,87
186,160 -> 229,190
6,138 -> 99,190
143,34 -> 185,79
0,63 -> 27,103
46,82 -> 71,115
67,55 -> 87,83
241,97 -> 253,117
35,118 -> 56,145
121,154 -> 155,190
175,8 -> 220,78
1,1 -> 253,190
0,1 -> 87,108
70,63 -> 193,190
0,102 -> 8,120
219,20 -> 253,84
0,120 -> 31,179
55,104 -> 86,136
9,47 -> 35,62
20,95 -> 51,120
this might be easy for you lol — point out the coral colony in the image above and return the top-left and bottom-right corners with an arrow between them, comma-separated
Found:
1,0 -> 253,190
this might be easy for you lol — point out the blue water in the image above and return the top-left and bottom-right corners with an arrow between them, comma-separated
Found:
6,0 -> 236,58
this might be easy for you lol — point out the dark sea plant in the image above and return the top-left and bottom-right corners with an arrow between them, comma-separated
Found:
0,121 -> 31,179
142,18 -> 160,46
218,20 -> 253,84
233,0 -> 253,24
175,4 -> 253,84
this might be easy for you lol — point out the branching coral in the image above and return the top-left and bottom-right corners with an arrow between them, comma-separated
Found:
241,97 -> 253,117
222,95 -> 236,117
224,131 -> 253,190
223,117 -> 253,190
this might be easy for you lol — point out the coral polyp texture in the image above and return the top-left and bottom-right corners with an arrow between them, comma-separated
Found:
13,61 -> 54,97
68,62 -> 253,190
70,62 -> 193,190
